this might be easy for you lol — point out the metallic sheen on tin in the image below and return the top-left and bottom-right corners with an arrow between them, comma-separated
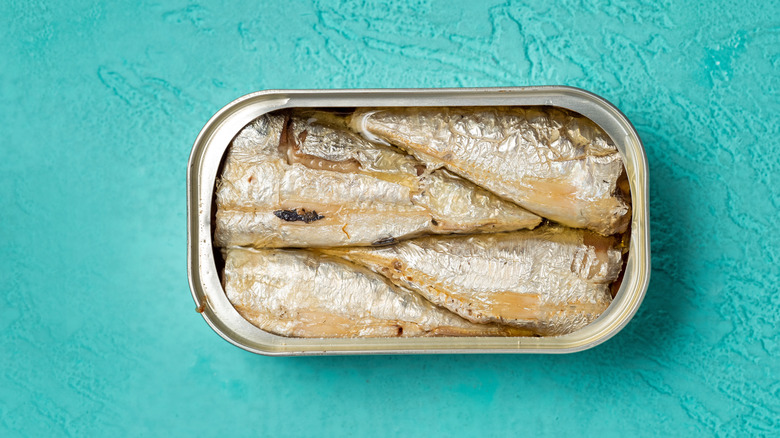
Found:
187,87 -> 650,356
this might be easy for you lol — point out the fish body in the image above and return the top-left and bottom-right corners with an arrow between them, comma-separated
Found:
215,112 -> 540,248
350,107 -> 630,235
223,247 -> 531,338
322,226 -> 621,335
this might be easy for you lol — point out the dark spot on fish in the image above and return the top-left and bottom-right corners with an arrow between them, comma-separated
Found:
247,176 -> 254,183
392,260 -> 402,270
414,164 -> 426,176
196,303 -> 205,313
431,218 -> 439,226
372,236 -> 397,246
396,326 -> 404,336
273,208 -> 325,223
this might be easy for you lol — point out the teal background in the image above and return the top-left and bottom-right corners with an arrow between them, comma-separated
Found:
2,0 -> 779,436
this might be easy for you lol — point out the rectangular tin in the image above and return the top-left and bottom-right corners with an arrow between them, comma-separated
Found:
187,87 -> 650,355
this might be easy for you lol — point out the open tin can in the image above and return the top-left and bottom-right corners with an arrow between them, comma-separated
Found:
187,87 -> 650,355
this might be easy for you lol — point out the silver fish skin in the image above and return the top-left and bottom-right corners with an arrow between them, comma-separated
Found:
350,107 -> 630,236
223,247 -> 532,338
214,112 -> 540,248
322,226 -> 621,335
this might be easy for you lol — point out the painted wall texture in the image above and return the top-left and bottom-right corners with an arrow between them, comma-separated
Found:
1,0 -> 778,436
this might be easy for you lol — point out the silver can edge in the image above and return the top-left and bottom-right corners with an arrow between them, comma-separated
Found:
187,86 -> 651,356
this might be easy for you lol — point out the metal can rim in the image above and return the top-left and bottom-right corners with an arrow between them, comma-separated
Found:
187,86 -> 651,356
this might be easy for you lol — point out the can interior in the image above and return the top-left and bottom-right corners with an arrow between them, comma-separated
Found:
211,105 -> 631,336
188,87 -> 650,355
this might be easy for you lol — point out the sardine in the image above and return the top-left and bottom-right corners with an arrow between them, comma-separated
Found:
350,107 -> 630,235
223,247 -> 532,338
214,112 -> 540,248
321,226 -> 622,335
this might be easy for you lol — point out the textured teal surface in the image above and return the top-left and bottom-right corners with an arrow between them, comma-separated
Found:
2,0 -> 779,436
